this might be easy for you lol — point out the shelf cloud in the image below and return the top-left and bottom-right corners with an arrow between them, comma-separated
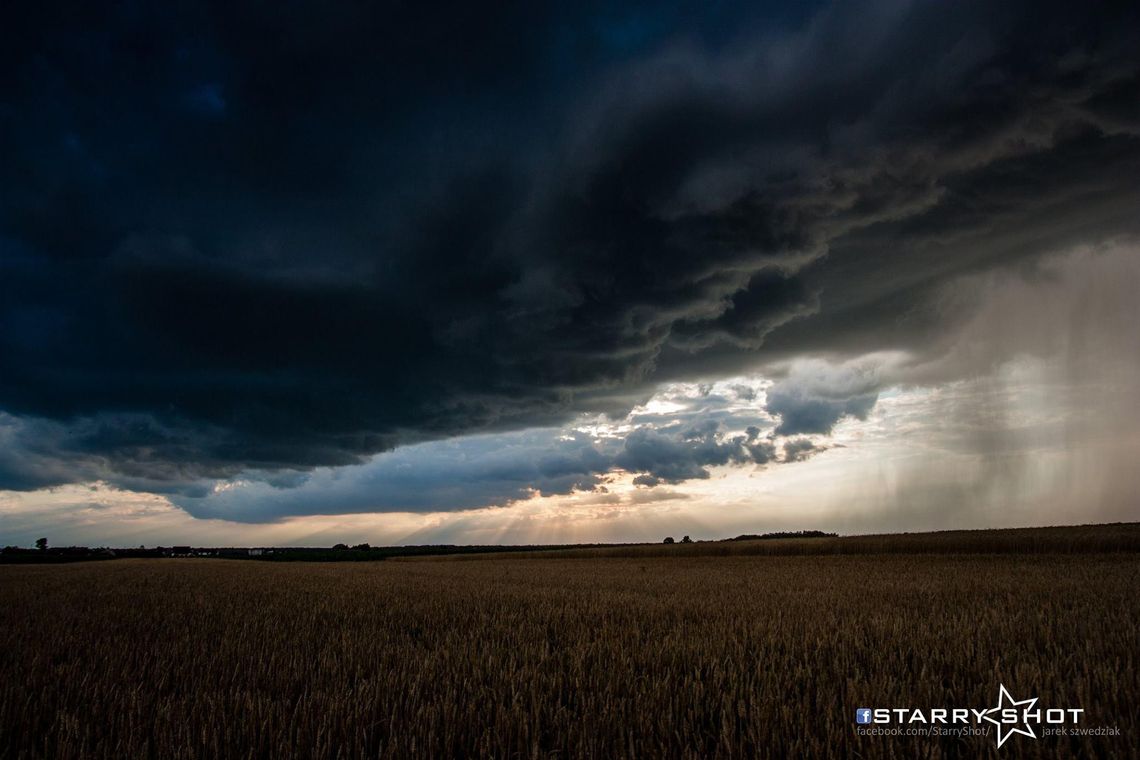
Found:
2,0 -> 1139,527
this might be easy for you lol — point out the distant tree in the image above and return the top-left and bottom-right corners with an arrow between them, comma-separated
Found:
333,543 -> 349,551
663,536 -> 675,544
681,535 -> 692,544
35,537 -> 48,551
352,543 -> 371,551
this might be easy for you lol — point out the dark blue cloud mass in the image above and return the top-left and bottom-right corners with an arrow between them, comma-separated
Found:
2,0 -> 1139,506
175,414 -> 786,522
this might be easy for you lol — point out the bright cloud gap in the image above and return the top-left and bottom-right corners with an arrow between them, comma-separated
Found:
170,369 -> 888,523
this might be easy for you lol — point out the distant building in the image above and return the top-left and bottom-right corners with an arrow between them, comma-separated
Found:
171,546 -> 193,557
248,548 -> 264,556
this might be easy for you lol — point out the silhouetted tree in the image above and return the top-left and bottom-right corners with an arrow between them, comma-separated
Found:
352,543 -> 371,551
35,537 -> 48,551
333,543 -> 349,551
681,535 -> 692,544
663,536 -> 675,544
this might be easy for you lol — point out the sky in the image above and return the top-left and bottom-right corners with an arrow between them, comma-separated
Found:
2,0 -> 1139,546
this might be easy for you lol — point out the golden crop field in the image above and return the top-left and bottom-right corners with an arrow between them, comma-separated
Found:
2,539 -> 1138,758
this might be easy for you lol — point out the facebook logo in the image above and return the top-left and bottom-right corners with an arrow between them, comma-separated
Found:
856,708 -> 873,724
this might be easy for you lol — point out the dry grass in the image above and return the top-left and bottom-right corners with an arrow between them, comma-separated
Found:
1,544 -> 1138,758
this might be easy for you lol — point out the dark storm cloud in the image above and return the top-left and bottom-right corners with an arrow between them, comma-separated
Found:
614,423 -> 775,483
766,385 -> 877,436
782,439 -> 818,464
3,0 -> 1140,493
761,357 -> 884,435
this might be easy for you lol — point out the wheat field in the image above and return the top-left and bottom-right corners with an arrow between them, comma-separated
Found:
1,548 -> 1138,758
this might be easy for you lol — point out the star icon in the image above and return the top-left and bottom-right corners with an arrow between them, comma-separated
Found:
982,684 -> 1039,748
